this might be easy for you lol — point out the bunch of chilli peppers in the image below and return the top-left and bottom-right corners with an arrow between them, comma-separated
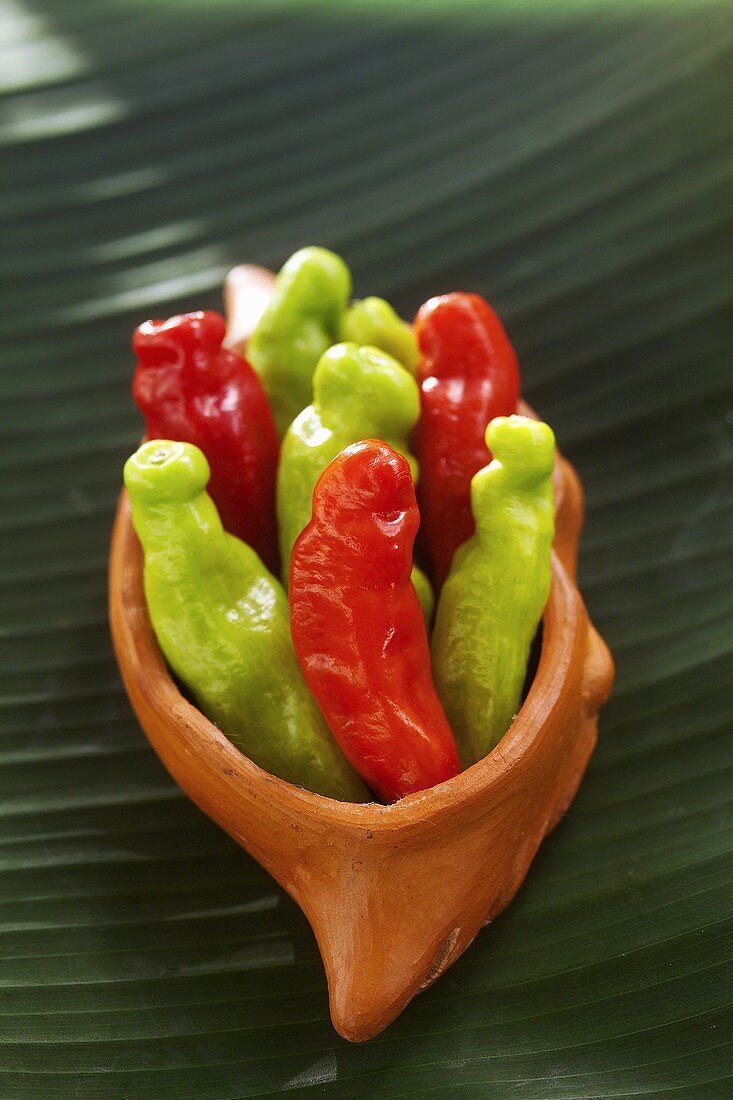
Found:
124,247 -> 555,804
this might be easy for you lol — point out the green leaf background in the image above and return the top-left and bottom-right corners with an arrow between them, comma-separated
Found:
1,1 -> 731,1095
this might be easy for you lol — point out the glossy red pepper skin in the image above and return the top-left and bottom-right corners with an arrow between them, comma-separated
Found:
132,311 -> 280,573
412,293 -> 520,589
289,439 -> 461,803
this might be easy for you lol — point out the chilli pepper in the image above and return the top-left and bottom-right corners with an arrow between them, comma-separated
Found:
248,247 -> 419,435
124,439 -> 369,803
431,415 -> 555,767
248,247 -> 351,436
340,296 -> 418,374
132,310 -> 280,574
289,439 -> 461,802
413,292 -> 520,589
276,341 -> 433,621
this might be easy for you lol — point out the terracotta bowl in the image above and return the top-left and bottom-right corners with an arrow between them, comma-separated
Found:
109,269 -> 614,1042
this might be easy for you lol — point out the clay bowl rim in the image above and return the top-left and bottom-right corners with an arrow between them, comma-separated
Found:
110,492 -> 582,835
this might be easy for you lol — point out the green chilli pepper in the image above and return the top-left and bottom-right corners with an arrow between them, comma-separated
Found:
431,415 -> 555,767
340,297 -> 418,374
124,439 -> 369,802
277,342 -> 433,622
248,248 -> 418,435
248,247 -> 352,436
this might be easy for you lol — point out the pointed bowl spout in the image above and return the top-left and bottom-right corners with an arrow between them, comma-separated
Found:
109,268 -> 614,1041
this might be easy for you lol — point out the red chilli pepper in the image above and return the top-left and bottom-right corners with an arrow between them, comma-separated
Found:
412,293 -> 520,589
132,310 -> 280,573
289,439 -> 461,803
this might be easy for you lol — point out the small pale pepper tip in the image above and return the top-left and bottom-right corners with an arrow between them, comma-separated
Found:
340,297 -> 419,374
312,342 -> 420,449
281,245 -> 352,298
486,415 -> 555,485
124,439 -> 210,504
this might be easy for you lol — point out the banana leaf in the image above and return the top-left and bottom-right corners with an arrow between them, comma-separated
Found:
0,0 -> 731,1095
